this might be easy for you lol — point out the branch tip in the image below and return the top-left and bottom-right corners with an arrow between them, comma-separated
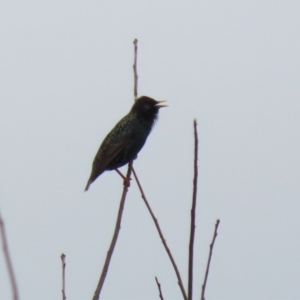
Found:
201,219 -> 221,300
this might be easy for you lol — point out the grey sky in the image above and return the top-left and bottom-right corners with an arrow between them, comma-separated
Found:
1,1 -> 300,300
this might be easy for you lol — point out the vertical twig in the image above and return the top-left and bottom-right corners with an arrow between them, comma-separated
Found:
61,253 -> 66,300
92,162 -> 133,300
92,39 -> 139,300
188,119 -> 199,300
155,276 -> 164,300
0,211 -> 19,300
201,219 -> 220,300
132,167 -> 188,300
133,38 -> 138,100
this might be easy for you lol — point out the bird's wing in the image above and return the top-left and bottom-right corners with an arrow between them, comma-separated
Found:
92,133 -> 131,174
99,135 -> 132,168
84,136 -> 131,191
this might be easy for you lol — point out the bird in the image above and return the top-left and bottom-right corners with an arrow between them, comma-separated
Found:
84,95 -> 167,191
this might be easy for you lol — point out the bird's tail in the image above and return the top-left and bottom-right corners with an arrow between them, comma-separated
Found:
84,179 -> 91,192
84,168 -> 104,192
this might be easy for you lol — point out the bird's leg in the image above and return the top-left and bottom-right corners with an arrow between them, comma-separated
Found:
115,168 -> 126,179
115,168 -> 131,187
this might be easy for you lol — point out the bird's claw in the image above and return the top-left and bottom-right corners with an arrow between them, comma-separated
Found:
123,177 -> 131,187
115,168 -> 131,187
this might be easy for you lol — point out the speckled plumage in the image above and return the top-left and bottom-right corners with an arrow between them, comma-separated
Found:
84,96 -> 166,191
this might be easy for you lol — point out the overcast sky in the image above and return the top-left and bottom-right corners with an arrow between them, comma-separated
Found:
1,1 -> 300,300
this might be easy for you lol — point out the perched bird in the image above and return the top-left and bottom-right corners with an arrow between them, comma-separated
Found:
84,96 -> 167,191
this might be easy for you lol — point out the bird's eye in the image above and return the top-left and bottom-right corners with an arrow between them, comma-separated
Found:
143,104 -> 151,110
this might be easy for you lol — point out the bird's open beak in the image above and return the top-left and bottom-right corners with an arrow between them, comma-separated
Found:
155,100 -> 168,108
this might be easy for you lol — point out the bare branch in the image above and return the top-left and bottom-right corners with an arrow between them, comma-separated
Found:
188,119 -> 199,300
133,39 -> 138,100
92,162 -> 133,300
155,276 -> 164,300
201,219 -> 220,300
0,210 -> 19,300
132,167 -> 188,300
60,253 -> 67,300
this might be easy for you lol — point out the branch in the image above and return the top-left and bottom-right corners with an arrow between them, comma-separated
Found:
132,167 -> 188,300
60,253 -> 66,300
155,276 -> 164,300
201,219 -> 220,300
133,38 -> 138,100
92,162 -> 133,300
0,210 -> 19,300
188,119 -> 199,300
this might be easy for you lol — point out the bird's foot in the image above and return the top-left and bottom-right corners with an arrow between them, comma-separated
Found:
123,176 -> 131,187
115,169 -> 131,187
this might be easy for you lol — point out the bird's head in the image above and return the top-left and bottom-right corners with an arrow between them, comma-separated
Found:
131,96 -> 167,121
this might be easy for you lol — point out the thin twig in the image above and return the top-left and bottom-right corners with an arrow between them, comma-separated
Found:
0,210 -> 19,300
155,276 -> 164,300
201,219 -> 220,300
133,38 -> 138,100
188,119 -> 199,300
60,253 -> 67,300
92,162 -> 133,300
132,167 -> 188,300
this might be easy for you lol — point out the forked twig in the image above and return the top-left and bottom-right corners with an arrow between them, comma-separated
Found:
0,211 -> 19,300
133,39 -> 138,100
155,276 -> 164,300
201,219 -> 220,300
188,120 -> 199,300
60,253 -> 67,300
132,167 -> 188,300
92,162 -> 133,300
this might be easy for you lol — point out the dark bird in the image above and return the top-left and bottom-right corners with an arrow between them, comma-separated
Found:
84,96 -> 167,191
